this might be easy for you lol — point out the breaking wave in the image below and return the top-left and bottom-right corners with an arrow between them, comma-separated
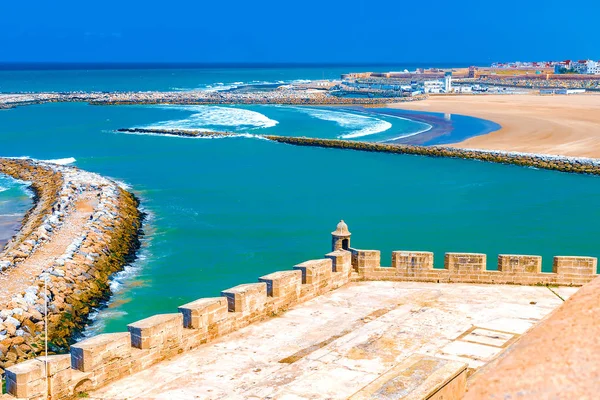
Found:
170,79 -> 313,93
147,105 -> 278,131
42,157 -> 77,165
290,107 -> 392,139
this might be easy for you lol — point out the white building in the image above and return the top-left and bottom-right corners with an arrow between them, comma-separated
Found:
444,72 -> 452,93
422,80 -> 444,93
572,60 -> 600,75
453,86 -> 472,94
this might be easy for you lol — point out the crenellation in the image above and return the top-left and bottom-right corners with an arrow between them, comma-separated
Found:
350,248 -> 381,274
498,254 -> 542,274
353,248 -> 596,286
445,252 -> 487,275
259,270 -> 302,298
553,256 -> 597,276
5,359 -> 45,399
392,251 -> 434,275
325,250 -> 352,275
127,313 -> 183,350
178,297 -> 229,330
293,259 -> 333,286
70,332 -> 132,373
3,221 -> 599,399
221,283 -> 267,315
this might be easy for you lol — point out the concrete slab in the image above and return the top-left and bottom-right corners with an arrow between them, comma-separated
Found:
89,281 -> 572,400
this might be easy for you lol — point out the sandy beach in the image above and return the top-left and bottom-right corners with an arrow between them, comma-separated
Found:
390,94 -> 600,158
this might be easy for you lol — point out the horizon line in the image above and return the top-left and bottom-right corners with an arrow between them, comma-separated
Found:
0,61 -> 484,71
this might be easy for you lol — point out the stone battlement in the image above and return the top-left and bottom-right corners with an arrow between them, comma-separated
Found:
2,221 -> 597,399
352,249 -> 597,286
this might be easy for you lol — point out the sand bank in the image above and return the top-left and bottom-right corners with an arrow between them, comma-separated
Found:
389,94 -> 600,158
0,159 -> 141,373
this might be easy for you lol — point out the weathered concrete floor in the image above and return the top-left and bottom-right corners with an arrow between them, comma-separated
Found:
89,282 -> 577,399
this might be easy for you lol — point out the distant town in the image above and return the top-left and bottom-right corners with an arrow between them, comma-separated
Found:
336,59 -> 600,97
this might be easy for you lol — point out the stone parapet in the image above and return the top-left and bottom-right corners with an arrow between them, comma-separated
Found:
259,270 -> 302,299
3,231 -> 597,399
325,250 -> 352,275
221,283 -> 268,315
358,250 -> 597,286
178,297 -> 228,330
128,314 -> 183,350
3,244 -> 356,399
350,248 -> 381,274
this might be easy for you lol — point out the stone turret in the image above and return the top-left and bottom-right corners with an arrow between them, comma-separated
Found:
331,220 -> 351,251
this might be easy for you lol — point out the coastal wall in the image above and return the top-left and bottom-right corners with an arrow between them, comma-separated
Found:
3,251 -> 354,399
3,218 -> 597,399
0,159 -> 142,376
350,249 -> 597,286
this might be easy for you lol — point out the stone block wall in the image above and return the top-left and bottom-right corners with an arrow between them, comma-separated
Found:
355,250 -> 598,286
3,239 -> 598,399
3,249 -> 354,399
350,248 -> 381,275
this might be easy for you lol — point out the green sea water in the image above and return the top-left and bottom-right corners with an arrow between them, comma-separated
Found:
1,101 -> 600,336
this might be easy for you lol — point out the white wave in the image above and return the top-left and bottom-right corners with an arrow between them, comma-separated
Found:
42,157 -> 76,165
0,213 -> 25,217
148,105 -> 278,131
196,79 -> 312,93
290,107 -> 392,139
0,186 -> 7,193
379,115 -> 433,142
381,124 -> 433,142
170,87 -> 196,92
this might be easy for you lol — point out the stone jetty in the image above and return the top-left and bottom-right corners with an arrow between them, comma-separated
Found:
0,158 -> 142,375
115,128 -> 600,176
0,91 -> 427,110
116,128 -> 237,138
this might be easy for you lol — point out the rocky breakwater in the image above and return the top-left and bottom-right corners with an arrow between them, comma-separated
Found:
115,127 -> 600,176
0,158 -> 141,376
117,127 -> 237,138
261,136 -> 600,175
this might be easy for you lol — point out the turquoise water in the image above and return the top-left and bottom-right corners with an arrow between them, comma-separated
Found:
0,67 -> 599,336
0,175 -> 32,248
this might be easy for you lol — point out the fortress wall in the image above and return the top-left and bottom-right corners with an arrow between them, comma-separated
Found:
4,218 -> 598,399
353,250 -> 597,286
4,250 -> 354,399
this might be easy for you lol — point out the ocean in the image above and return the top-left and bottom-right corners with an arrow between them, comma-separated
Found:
0,175 -> 32,248
0,65 -> 599,337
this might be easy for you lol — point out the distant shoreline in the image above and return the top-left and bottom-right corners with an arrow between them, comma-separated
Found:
389,94 -> 600,158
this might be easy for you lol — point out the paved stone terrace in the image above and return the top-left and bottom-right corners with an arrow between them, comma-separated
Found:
88,281 -> 577,399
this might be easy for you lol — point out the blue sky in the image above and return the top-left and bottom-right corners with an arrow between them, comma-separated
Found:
1,0 -> 596,63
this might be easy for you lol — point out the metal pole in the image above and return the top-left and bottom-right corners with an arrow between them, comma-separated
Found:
44,276 -> 48,400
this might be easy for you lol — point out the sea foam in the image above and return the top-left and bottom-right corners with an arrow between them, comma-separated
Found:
43,157 -> 77,165
148,105 -> 279,131
290,107 -> 392,139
